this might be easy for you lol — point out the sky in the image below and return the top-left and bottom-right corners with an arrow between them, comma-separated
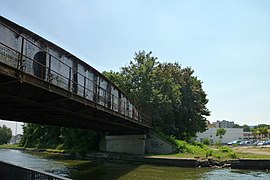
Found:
0,0 -> 270,134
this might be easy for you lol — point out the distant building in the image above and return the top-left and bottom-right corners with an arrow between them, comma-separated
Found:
213,120 -> 235,128
9,134 -> 22,144
206,120 -> 215,128
196,128 -> 243,144
243,132 -> 254,140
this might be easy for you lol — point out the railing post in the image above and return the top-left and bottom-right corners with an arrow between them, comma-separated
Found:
68,67 -> 72,91
17,37 -> 24,71
104,89 -> 107,107
83,76 -> 86,97
47,54 -> 52,82
112,95 -> 114,110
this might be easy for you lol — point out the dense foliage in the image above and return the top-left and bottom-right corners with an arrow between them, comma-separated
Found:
20,123 -> 102,155
0,125 -> 12,145
252,125 -> 270,139
104,51 -> 210,140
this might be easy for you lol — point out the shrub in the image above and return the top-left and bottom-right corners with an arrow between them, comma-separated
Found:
215,140 -> 221,146
202,138 -> 210,145
214,154 -> 221,159
219,146 -> 232,153
228,152 -> 238,159
206,149 -> 213,157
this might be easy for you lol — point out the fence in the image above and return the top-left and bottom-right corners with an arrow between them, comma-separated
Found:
0,161 -> 72,180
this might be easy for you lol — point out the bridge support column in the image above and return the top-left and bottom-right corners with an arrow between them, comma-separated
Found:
99,134 -> 146,155
99,131 -> 178,155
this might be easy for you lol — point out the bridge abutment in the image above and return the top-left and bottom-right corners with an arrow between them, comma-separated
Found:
99,131 -> 178,155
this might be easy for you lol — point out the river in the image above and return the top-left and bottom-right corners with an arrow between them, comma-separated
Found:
0,149 -> 270,179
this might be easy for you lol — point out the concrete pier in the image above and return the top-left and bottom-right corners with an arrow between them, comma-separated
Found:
99,131 -> 178,155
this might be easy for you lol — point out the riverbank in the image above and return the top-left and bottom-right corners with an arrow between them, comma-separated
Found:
1,145 -> 270,170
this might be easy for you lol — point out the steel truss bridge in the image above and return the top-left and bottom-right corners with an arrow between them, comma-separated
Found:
0,16 -> 151,134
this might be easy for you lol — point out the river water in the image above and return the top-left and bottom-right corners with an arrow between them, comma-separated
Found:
0,149 -> 270,179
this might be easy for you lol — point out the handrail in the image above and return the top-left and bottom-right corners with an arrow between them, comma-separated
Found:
0,161 -> 72,180
0,18 -> 152,127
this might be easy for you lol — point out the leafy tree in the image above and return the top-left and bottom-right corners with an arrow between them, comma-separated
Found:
252,128 -> 260,140
104,51 -> 210,140
216,128 -> 226,140
0,125 -> 12,145
258,127 -> 269,139
243,124 -> 251,132
233,124 -> 242,128
251,125 -> 270,140
20,123 -> 102,155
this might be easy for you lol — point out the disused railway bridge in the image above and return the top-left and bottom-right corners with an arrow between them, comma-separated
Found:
0,16 -> 151,134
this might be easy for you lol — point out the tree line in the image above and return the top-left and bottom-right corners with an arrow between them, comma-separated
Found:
0,125 -> 12,145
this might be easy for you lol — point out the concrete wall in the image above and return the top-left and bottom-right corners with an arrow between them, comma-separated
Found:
145,131 -> 178,154
196,128 -> 244,144
100,132 -> 178,155
100,135 -> 146,155
99,132 -> 177,154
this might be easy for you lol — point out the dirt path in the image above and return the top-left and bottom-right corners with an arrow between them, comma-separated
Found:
234,146 -> 270,155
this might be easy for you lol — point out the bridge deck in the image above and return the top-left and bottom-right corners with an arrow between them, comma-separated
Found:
0,16 -> 151,133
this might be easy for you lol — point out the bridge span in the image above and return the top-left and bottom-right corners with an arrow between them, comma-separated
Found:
0,16 -> 151,134
0,16 -> 177,155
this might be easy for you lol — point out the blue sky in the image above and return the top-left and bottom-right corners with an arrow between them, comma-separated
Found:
1,0 -> 270,134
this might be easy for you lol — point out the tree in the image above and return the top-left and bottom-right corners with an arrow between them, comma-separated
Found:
216,128 -> 226,143
0,125 -> 12,145
243,124 -> 251,132
104,51 -> 210,140
20,123 -> 102,155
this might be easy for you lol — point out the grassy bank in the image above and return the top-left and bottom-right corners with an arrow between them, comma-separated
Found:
0,144 -> 66,154
1,143 -> 270,161
151,140 -> 270,160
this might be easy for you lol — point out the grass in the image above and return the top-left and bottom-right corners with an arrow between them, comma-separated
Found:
0,144 -> 23,149
152,141 -> 270,161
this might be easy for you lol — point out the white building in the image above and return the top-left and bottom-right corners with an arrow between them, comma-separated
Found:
196,128 -> 243,144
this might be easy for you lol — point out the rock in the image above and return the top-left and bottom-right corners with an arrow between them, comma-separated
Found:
199,160 -> 210,167
208,158 -> 224,166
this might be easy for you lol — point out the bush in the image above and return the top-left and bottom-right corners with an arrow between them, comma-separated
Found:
228,152 -> 238,159
219,146 -> 232,153
215,140 -> 221,146
206,149 -> 213,157
202,138 -> 210,145
214,154 -> 221,159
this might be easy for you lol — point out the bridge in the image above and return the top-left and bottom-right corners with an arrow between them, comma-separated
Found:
0,16 -> 176,155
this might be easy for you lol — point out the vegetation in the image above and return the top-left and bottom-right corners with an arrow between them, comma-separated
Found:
0,125 -> 12,145
252,125 -> 270,140
20,123 -> 103,155
202,138 -> 210,145
103,51 -> 210,140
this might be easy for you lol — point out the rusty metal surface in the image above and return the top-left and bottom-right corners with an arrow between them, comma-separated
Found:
0,16 -> 151,133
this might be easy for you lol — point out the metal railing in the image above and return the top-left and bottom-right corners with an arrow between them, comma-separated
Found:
0,161 -> 72,180
0,19 -> 152,127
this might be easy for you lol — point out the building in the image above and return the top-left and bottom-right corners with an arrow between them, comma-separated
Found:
213,120 -> 235,128
196,128 -> 243,144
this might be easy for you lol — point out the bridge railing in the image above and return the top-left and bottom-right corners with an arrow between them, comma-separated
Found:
0,161 -> 71,180
0,19 -> 152,127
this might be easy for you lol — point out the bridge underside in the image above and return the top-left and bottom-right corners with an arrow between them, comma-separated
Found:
0,62 -> 148,134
